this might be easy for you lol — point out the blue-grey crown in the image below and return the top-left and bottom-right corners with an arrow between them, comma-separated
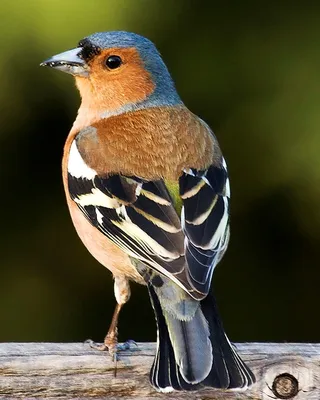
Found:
83,31 -> 182,109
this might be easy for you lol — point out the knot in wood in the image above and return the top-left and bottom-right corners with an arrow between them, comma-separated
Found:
272,373 -> 299,399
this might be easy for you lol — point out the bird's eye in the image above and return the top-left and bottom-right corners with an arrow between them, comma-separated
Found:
105,55 -> 122,69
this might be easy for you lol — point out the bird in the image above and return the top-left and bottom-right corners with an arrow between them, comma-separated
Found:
41,31 -> 255,392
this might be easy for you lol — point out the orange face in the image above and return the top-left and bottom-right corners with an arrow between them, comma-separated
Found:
75,48 -> 156,113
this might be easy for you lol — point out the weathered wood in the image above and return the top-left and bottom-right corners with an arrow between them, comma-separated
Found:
0,342 -> 319,399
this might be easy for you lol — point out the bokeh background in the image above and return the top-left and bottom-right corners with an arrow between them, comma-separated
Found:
1,0 -> 319,344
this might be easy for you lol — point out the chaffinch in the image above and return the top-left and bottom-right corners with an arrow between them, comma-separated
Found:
41,31 -> 255,392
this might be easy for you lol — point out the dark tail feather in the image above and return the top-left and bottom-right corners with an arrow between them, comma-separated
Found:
201,292 -> 255,389
148,285 -> 255,391
148,284 -> 198,391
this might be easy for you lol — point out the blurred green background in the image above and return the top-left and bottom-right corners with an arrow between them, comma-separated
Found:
1,0 -> 319,345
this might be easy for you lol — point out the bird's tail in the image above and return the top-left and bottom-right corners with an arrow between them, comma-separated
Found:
148,284 -> 255,392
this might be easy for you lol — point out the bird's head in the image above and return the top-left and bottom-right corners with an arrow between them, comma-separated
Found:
41,31 -> 181,117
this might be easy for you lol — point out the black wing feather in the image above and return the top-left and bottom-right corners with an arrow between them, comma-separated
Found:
181,163 -> 230,294
68,144 -> 229,299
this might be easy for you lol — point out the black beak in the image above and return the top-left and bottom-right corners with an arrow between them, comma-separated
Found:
40,48 -> 88,77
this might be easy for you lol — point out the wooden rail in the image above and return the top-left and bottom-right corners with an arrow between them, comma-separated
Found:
0,342 -> 319,399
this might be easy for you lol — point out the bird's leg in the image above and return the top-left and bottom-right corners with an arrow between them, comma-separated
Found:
89,276 -> 131,361
102,302 -> 123,357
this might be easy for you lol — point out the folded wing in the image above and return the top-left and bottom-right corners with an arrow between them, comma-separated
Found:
68,138 -> 230,300
180,161 -> 230,295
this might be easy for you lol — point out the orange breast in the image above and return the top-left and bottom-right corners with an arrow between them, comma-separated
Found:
77,106 -> 218,180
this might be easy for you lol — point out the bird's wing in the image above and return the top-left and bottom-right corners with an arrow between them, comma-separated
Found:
179,162 -> 230,295
67,140 -> 229,300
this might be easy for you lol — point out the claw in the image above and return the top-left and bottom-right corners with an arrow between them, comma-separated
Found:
117,339 -> 138,351
84,339 -> 109,352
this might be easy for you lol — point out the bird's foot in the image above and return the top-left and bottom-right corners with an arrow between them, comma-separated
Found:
85,338 -> 138,376
85,332 -> 118,357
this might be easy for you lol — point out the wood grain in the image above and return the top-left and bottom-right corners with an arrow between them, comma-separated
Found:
0,342 -> 319,399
